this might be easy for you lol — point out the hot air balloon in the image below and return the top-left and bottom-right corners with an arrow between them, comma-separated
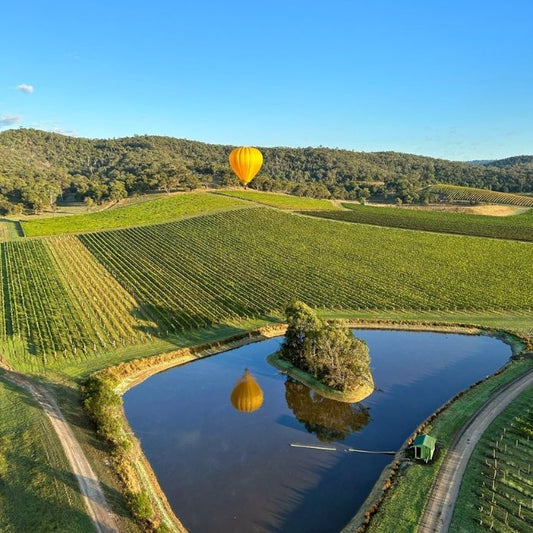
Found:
228,147 -> 263,187
230,369 -> 264,413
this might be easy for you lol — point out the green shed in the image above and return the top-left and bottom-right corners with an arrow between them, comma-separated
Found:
413,434 -> 436,463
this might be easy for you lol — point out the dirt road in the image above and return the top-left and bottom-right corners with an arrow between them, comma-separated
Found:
418,368 -> 533,533
1,369 -> 119,532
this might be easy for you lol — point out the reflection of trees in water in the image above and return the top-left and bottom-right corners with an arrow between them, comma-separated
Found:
285,378 -> 370,442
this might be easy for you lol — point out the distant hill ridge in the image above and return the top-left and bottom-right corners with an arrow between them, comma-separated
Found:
0,128 -> 531,211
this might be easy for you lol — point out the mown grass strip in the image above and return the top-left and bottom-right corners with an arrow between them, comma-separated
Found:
0,220 -> 24,242
21,192 -> 245,236
0,375 -> 93,532
316,309 -> 533,337
216,189 -> 341,210
302,204 -> 533,242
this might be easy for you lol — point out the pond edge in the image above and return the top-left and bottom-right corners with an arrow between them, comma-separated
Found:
341,329 -> 531,532
266,351 -> 374,403
89,320 -> 530,532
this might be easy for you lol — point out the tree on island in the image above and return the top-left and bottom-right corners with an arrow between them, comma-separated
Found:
280,301 -> 371,392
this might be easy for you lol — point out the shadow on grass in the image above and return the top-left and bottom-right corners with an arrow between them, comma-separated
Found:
130,303 -> 282,352
0,480 -> 94,532
0,217 -> 24,239
2,376 -> 132,523
130,302 -> 282,341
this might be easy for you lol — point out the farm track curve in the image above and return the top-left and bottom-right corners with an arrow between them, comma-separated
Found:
0,366 -> 119,532
418,367 -> 533,533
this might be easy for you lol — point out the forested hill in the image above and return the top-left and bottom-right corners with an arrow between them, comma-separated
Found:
477,155 -> 533,168
0,128 -> 531,212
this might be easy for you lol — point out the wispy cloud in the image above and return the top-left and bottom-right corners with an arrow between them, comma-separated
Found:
17,83 -> 34,93
0,115 -> 22,127
30,121 -> 77,136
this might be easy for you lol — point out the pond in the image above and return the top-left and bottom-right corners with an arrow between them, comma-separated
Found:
123,330 -> 510,532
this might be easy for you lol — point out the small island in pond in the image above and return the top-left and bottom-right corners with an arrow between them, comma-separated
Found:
268,301 -> 374,403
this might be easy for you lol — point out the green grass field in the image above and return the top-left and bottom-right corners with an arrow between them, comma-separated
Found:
0,375 -> 93,532
216,189 -> 341,210
427,184 -> 533,208
450,387 -> 533,532
21,192 -> 245,236
302,204 -> 533,241
0,220 -> 24,241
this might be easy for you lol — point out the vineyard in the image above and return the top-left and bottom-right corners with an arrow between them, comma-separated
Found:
450,387 -> 533,532
80,207 -> 532,320
0,238 -> 153,372
21,192 -> 245,237
427,185 -> 533,207
216,190 -> 341,210
303,204 -> 533,242
2,207 -> 532,370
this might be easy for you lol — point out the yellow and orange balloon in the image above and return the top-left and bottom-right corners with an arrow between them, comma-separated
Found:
229,147 -> 263,186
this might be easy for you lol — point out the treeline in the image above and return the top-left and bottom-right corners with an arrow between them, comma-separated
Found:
0,128 -> 531,213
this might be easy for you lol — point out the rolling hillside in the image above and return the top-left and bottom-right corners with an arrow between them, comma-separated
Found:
1,129 -> 532,214
21,192 -> 245,237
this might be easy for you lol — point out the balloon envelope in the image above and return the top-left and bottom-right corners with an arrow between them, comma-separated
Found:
229,147 -> 263,185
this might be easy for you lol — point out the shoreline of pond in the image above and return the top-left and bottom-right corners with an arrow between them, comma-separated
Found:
266,351 -> 374,403
90,320 -> 529,532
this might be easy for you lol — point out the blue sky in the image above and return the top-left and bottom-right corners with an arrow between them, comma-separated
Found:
1,0 -> 532,160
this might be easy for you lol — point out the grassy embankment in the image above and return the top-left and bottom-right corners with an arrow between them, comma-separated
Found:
21,192 -> 245,237
0,375 -> 94,532
450,387 -> 533,532
216,189 -> 341,209
302,203 -> 533,241
319,310 -> 533,337
364,356 -> 533,533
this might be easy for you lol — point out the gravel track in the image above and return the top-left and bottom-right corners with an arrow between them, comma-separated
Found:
418,368 -> 533,532
1,368 -> 119,532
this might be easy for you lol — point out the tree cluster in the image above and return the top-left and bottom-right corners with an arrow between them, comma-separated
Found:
0,128 -> 531,213
280,301 -> 371,392
82,375 -> 155,526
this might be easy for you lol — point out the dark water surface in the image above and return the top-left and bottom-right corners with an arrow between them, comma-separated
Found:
123,330 -> 510,532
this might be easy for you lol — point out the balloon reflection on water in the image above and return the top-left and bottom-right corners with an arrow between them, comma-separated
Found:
230,368 -> 264,413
